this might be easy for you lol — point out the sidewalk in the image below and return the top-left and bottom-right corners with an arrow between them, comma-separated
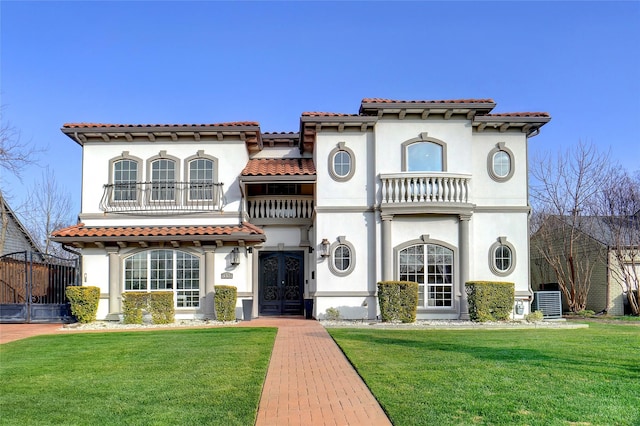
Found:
1,318 -> 392,425
247,318 -> 391,426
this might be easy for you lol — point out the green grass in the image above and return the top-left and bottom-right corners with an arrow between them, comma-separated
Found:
0,328 -> 276,426
329,323 -> 640,426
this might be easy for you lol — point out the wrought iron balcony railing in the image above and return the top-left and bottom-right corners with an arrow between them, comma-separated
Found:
100,182 -> 224,214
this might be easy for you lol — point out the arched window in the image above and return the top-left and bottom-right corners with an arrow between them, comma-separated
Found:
489,237 -> 516,276
402,133 -> 447,172
113,159 -> 138,201
487,143 -> 515,182
492,151 -> 511,178
188,158 -> 214,200
124,249 -> 200,308
150,158 -> 177,201
333,151 -> 351,177
399,243 -> 453,308
407,142 -> 443,171
328,142 -> 356,182
334,245 -> 351,271
328,236 -> 356,276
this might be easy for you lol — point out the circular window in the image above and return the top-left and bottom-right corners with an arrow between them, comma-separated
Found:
328,237 -> 356,276
487,143 -> 515,182
333,245 -> 351,271
328,143 -> 356,182
492,151 -> 511,178
489,237 -> 516,276
333,151 -> 351,178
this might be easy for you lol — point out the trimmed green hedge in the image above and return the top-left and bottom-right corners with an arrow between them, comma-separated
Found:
122,293 -> 148,324
122,292 -> 176,324
214,285 -> 237,321
466,281 -> 514,322
66,286 -> 100,323
377,281 -> 418,323
149,292 -> 175,324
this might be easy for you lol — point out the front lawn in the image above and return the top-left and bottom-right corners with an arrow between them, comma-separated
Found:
329,323 -> 640,425
0,328 -> 276,426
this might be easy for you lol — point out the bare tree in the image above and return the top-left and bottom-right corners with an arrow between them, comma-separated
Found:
20,167 -> 75,258
0,107 -> 41,180
0,107 -> 42,254
595,170 -> 640,315
530,142 -> 610,313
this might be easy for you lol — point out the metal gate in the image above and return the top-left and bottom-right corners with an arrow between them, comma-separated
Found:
0,251 -> 79,323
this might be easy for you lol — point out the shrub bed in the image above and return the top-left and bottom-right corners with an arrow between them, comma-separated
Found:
122,293 -> 149,324
466,281 -> 514,322
122,292 -> 176,324
214,285 -> 237,321
66,286 -> 100,323
377,281 -> 418,323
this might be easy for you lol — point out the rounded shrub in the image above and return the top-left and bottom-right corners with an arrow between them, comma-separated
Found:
66,286 -> 100,323
214,285 -> 237,321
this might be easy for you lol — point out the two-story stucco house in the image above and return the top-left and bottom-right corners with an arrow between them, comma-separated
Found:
51,98 -> 550,321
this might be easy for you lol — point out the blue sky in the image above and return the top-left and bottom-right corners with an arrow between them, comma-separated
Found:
1,1 -> 639,218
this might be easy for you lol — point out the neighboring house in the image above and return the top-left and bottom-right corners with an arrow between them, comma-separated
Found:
1,196 -> 41,256
531,215 -> 639,316
51,98 -> 550,321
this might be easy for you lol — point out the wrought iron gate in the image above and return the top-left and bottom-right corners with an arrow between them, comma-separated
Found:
0,251 -> 79,323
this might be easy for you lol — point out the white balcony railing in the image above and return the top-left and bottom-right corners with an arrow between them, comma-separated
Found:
380,173 -> 471,204
247,196 -> 314,220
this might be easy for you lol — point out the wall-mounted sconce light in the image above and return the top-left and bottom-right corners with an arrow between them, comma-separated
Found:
320,239 -> 330,257
230,247 -> 240,265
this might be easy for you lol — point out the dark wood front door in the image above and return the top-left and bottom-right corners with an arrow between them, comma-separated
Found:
259,251 -> 304,315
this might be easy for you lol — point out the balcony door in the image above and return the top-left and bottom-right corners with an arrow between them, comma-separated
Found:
259,251 -> 304,315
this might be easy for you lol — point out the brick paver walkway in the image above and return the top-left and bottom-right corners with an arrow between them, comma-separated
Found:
249,318 -> 391,426
1,318 -> 391,425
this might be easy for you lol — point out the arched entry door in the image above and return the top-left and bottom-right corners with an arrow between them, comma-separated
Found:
259,251 -> 304,315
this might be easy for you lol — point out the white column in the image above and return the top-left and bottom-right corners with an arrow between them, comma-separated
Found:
106,246 -> 120,319
458,214 -> 471,320
203,246 -> 216,319
381,213 -> 393,281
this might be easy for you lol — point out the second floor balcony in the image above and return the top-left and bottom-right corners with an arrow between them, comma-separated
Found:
380,172 -> 472,214
100,182 -> 224,215
246,196 -> 314,225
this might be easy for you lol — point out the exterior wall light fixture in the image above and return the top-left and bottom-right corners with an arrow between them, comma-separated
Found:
320,239 -> 330,257
230,247 -> 240,265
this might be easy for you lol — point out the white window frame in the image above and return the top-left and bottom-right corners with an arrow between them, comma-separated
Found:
147,151 -> 180,202
487,142 -> 515,182
108,152 -> 143,204
397,240 -> 455,309
328,142 -> 356,182
185,151 -> 218,203
401,133 -> 448,172
328,236 -> 356,276
124,249 -> 201,308
489,236 -> 516,276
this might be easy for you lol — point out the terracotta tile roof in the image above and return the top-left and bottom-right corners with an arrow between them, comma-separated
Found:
301,112 -> 360,117
361,98 -> 496,104
62,122 -> 260,128
51,223 -> 264,239
262,131 -> 298,135
481,112 -> 550,118
242,159 -> 316,176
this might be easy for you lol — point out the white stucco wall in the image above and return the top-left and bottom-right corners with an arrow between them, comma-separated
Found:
81,137 -> 249,218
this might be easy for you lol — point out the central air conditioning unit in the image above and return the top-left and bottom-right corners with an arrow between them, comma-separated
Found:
532,291 -> 562,319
